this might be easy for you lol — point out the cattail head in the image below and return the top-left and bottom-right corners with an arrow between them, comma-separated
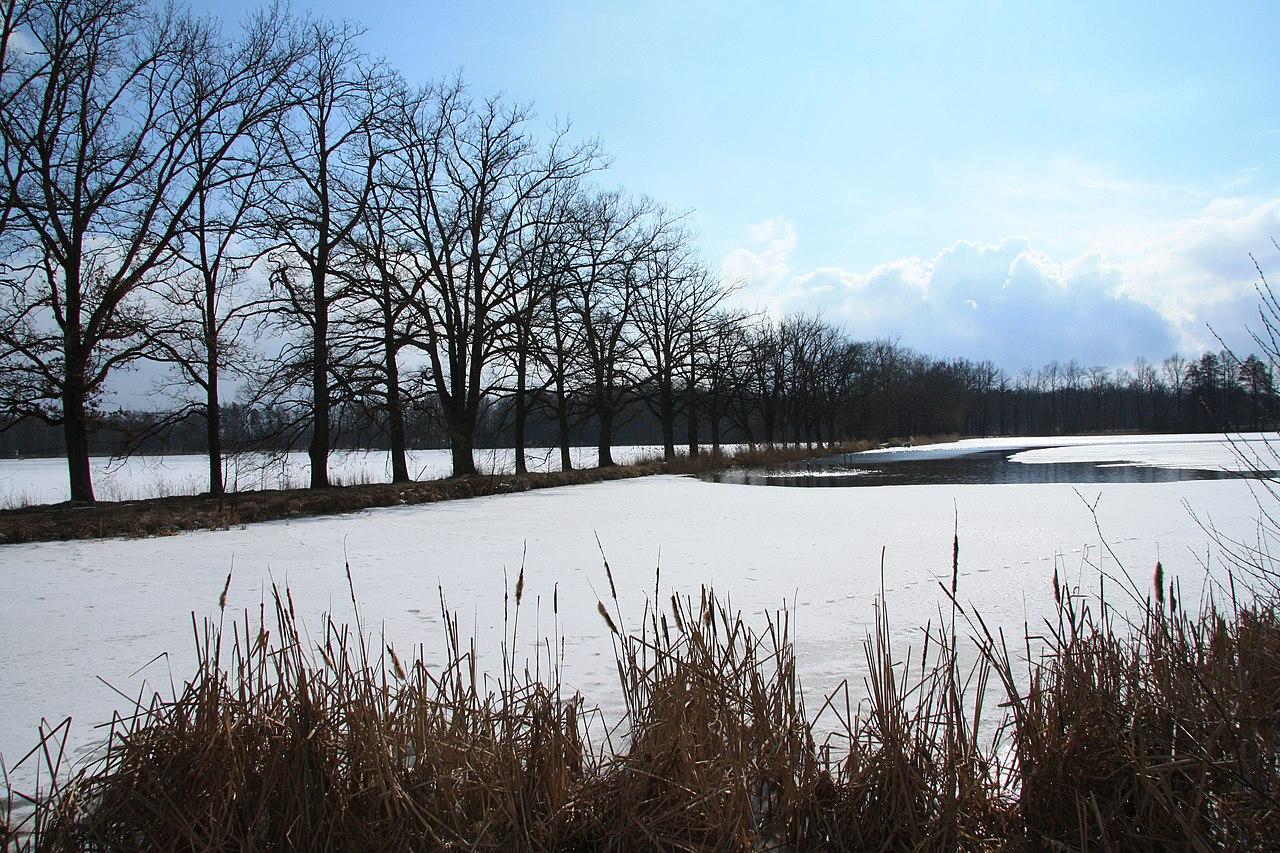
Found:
387,644 -> 406,680
515,566 -> 525,607
1154,562 -> 1165,605
951,530 -> 960,595
218,569 -> 232,611
1052,565 -> 1061,606
597,601 -> 618,635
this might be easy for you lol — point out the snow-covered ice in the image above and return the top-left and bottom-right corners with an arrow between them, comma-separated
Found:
1,433 -> 1275,795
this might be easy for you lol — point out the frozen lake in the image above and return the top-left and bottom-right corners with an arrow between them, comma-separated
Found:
711,433 -> 1279,486
1,433 -> 1276,796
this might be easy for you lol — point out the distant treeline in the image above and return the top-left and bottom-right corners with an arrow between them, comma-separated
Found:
2,334 -> 1272,461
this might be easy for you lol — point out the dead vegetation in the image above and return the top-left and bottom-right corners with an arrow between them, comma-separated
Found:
5,542 -> 1279,850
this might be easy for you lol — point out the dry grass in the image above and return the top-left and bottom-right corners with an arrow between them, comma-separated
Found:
5,540 -> 1279,851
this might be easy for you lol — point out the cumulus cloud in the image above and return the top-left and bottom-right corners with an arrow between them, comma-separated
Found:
724,199 -> 1280,369
721,217 -> 797,307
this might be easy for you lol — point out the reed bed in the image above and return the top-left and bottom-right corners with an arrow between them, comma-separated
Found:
4,550 -> 1278,851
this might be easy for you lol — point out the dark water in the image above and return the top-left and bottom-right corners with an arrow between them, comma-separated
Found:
703,447 -> 1271,488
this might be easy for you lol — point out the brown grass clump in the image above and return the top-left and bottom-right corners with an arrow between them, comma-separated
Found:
6,545 -> 1278,850
988,574 -> 1280,849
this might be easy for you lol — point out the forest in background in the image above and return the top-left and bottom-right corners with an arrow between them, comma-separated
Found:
0,339 -> 1273,460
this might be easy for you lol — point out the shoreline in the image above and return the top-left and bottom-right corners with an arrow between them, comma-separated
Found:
0,441 -> 884,544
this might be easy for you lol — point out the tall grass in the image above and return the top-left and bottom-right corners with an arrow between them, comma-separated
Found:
4,550 -> 1278,850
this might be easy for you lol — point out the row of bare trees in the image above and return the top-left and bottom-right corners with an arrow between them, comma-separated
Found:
0,0 -> 747,500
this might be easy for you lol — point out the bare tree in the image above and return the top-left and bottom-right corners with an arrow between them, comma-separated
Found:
529,252 -> 587,471
496,181 -> 578,474
252,19 -> 397,488
630,218 -> 695,461
331,173 -> 421,483
395,84 -> 600,476
0,0 -> 291,501
701,310 -> 749,454
631,227 -> 730,461
146,7 -> 300,495
564,190 -> 652,467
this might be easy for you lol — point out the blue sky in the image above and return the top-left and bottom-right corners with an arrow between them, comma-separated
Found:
210,0 -> 1280,369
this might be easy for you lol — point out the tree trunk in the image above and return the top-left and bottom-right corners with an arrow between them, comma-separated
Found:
513,356 -> 528,475
449,416 -> 478,477
659,384 -> 676,461
709,404 -> 722,454
62,381 -> 94,503
385,360 -> 410,485
686,388 -> 699,457
597,407 -> 615,467
206,353 -> 224,495
555,377 -> 573,471
310,272 -> 330,489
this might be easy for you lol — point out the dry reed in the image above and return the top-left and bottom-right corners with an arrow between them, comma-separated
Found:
4,545 -> 1278,850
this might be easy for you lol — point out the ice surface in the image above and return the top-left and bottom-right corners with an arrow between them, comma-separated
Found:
855,432 -> 1278,467
1007,434 -> 1278,471
1,433 -> 1275,795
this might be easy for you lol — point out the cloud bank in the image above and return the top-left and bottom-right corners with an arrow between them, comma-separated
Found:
723,200 -> 1280,369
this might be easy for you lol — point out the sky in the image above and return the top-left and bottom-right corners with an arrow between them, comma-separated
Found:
203,0 -> 1280,371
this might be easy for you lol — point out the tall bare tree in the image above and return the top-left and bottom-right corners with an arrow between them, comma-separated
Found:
147,7 -> 300,495
395,83 -> 599,477
631,225 -> 721,461
252,19 -> 397,488
0,0 -> 290,501
497,182 -> 577,474
530,259 -> 587,470
332,175 -> 420,483
565,190 -> 651,467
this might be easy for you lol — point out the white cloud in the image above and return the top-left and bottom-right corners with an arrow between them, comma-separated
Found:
724,198 -> 1280,369
721,217 -> 796,307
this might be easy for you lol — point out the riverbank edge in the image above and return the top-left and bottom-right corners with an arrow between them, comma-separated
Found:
0,440 -> 908,544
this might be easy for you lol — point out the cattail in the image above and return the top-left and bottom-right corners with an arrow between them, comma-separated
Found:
387,644 -> 406,680
597,601 -> 618,635
604,559 -> 617,602
951,515 -> 960,595
515,565 -> 525,607
1154,561 -> 1165,605
595,532 -> 618,601
1052,565 -> 1060,606
218,569 -> 232,611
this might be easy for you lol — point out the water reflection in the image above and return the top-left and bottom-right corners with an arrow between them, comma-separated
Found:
703,448 -> 1273,488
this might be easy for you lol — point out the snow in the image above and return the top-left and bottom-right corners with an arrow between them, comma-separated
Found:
0,445 -> 681,507
854,432 -> 1279,470
1,433 -> 1275,796
1007,435 -> 1278,472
